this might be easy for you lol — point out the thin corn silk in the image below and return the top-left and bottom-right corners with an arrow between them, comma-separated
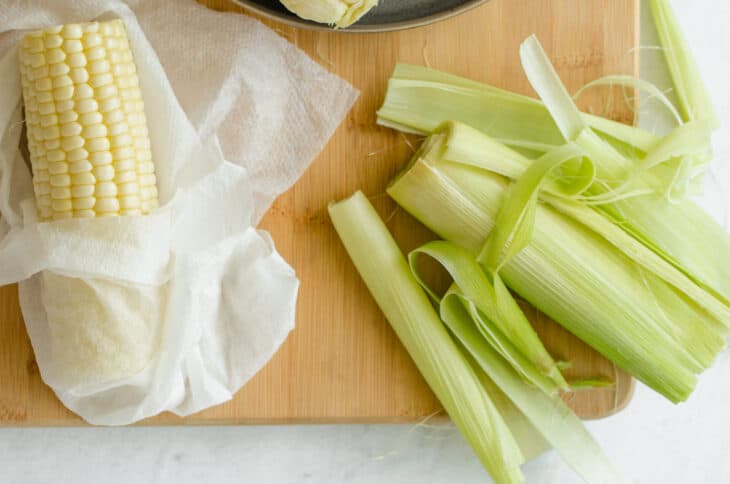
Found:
0,0 -> 356,425
571,76 -> 712,199
519,36 -> 714,204
572,75 -> 683,126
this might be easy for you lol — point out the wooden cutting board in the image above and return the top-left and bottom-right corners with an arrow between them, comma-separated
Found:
0,0 -> 638,425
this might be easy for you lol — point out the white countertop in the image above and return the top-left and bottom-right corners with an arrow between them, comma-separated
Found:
2,2 -> 729,482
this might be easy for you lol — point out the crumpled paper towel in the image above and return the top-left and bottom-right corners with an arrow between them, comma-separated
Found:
0,0 -> 358,425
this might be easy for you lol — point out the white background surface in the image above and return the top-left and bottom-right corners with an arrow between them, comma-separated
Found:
1,1 -> 729,483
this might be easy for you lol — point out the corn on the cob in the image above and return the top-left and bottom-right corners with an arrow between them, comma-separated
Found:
18,19 -> 158,221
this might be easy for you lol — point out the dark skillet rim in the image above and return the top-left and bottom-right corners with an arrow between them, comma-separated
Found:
231,0 -> 489,33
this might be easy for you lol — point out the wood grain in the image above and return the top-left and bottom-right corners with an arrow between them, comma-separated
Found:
0,0 -> 638,426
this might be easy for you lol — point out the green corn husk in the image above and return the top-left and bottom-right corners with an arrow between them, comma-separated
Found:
517,35 -> 728,304
376,60 -> 730,308
409,241 -> 568,395
329,191 -> 623,483
376,63 -> 659,157
387,126 -> 728,403
444,116 -> 730,331
650,0 -> 718,127
470,365 -> 551,462
329,191 -> 525,484
442,291 -> 624,484
421,122 -> 730,325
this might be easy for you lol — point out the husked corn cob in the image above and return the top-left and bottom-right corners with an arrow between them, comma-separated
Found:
18,19 -> 158,221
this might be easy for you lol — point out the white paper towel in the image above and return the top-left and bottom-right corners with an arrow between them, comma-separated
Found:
0,0 -> 358,425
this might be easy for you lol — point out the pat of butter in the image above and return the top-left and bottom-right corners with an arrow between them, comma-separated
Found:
279,0 -> 378,28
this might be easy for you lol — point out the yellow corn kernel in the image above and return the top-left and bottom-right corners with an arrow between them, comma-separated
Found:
51,187 -> 72,199
61,136 -> 84,152
48,162 -> 69,175
86,46 -> 106,62
70,160 -> 93,174
86,138 -> 110,152
90,152 -> 112,166
45,48 -> 66,64
67,52 -> 87,68
96,181 -> 117,198
44,34 -> 63,49
61,122 -> 82,137
25,36 -> 44,53
75,98 -> 99,113
69,67 -> 89,84
93,165 -> 115,182
111,134 -> 132,149
49,63 -> 69,77
79,112 -> 103,126
73,197 -> 96,210
83,22 -> 100,34
74,83 -> 94,100
67,148 -> 89,163
82,32 -> 103,49
59,110 -> 78,124
36,90 -> 54,104
114,171 -> 136,184
95,198 -> 120,213
47,150 -> 65,163
55,100 -> 75,112
40,114 -> 59,128
105,109 -> 125,124
50,174 -> 71,187
61,24 -> 84,40
52,75 -> 73,88
63,39 -> 83,54
44,139 -> 61,150
31,65 -> 50,81
113,158 -> 136,172
83,124 -> 107,139
38,101 -> 54,114
72,173 -> 96,186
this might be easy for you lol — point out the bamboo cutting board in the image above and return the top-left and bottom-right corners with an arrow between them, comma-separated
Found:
0,0 -> 638,425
